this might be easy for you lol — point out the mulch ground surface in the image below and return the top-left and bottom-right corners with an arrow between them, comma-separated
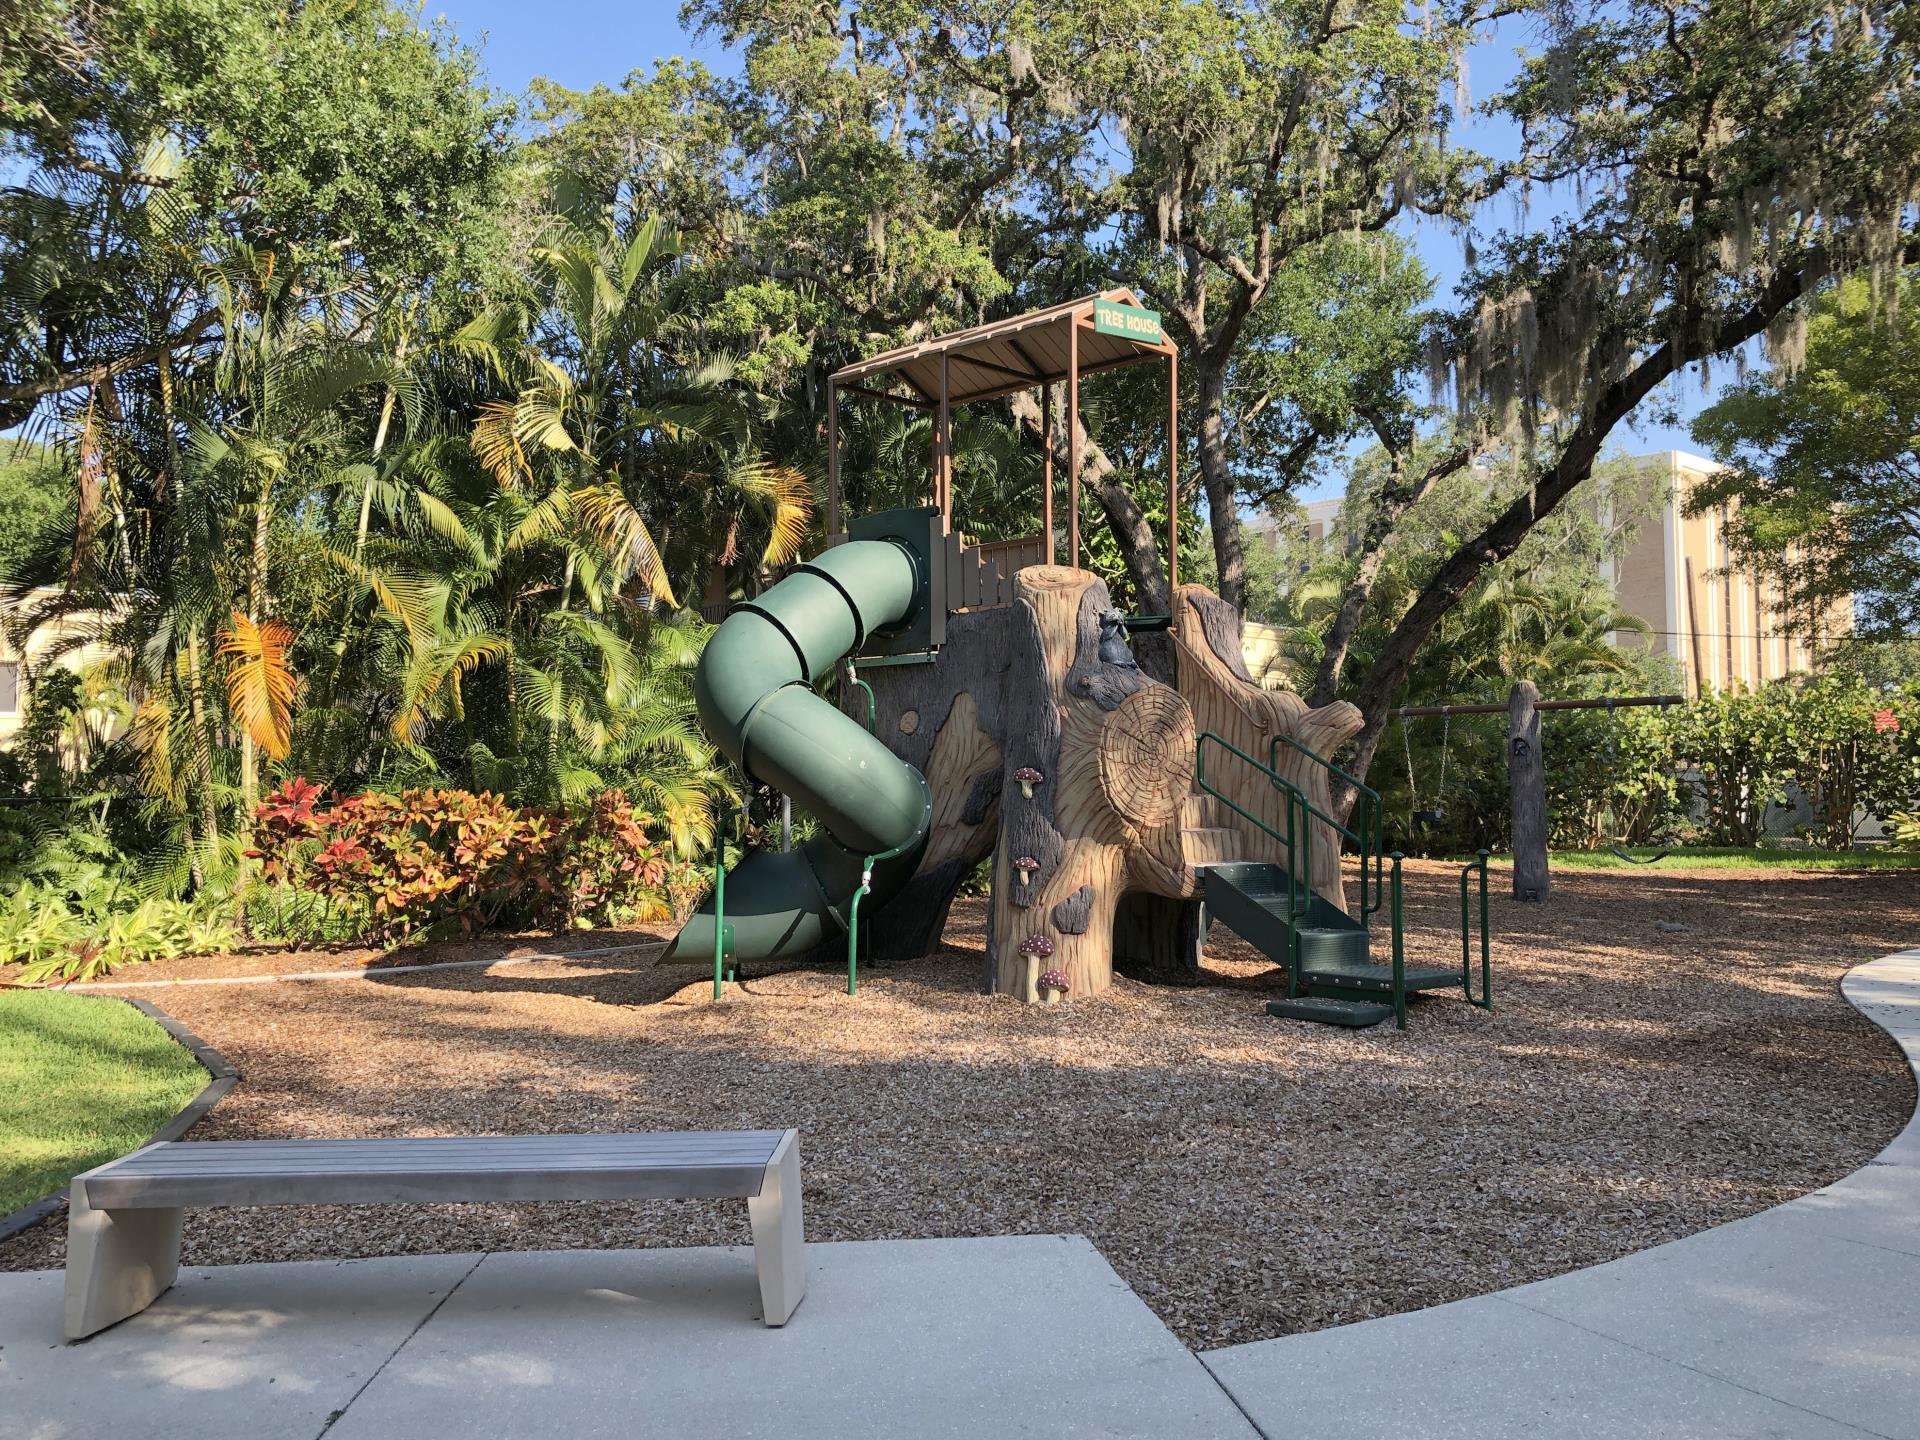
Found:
3,861 -> 1912,1350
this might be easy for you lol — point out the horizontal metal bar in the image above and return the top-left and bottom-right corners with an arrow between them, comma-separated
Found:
1392,694 -> 1684,719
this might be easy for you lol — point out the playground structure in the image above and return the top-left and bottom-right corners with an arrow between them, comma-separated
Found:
662,291 -> 1493,1027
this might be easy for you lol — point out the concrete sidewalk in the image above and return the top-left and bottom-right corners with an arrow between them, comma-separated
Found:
1201,947 -> 1920,1439
0,1234 -> 1258,1440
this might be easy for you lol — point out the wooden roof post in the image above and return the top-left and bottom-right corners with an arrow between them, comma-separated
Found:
1167,348 -> 1179,601
936,350 -> 952,531
1067,315 -> 1080,568
1041,380 -> 1055,565
826,377 -> 840,540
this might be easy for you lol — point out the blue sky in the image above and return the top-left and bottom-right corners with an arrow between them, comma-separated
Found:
439,2 -> 1719,495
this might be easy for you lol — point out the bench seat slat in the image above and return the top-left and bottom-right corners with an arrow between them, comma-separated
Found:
83,1166 -> 774,1209
98,1132 -> 785,1167
101,1146 -> 784,1170
77,1132 -> 790,1209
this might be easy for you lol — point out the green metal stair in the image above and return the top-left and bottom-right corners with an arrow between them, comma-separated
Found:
1201,863 -> 1463,1028
1193,731 -> 1494,1030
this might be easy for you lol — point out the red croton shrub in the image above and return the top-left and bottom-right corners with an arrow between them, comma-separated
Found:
250,780 -> 701,944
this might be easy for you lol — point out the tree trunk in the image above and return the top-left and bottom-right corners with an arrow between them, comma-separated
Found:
1339,249 -> 1849,793
1193,354 -> 1244,615
1311,543 -> 1388,710
1309,439 -> 1470,711
1509,681 -> 1549,902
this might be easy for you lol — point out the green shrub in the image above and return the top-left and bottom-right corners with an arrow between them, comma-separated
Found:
247,779 -> 704,945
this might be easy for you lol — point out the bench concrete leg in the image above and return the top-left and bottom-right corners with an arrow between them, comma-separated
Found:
746,1130 -> 805,1326
64,1181 -> 182,1341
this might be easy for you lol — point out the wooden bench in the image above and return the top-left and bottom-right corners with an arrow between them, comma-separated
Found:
64,1129 -> 805,1340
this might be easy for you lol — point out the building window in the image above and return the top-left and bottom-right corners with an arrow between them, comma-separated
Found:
0,661 -> 17,714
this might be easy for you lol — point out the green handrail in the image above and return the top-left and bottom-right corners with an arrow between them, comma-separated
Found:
1195,732 -> 1308,919
845,659 -> 877,734
1270,734 -> 1386,921
1460,849 -> 1492,1010
710,803 -> 743,1000
846,794 -> 933,997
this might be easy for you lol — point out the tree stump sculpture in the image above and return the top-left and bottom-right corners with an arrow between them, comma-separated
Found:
837,567 -> 1369,1002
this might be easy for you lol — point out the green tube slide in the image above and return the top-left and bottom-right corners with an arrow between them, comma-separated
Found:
662,539 -> 933,963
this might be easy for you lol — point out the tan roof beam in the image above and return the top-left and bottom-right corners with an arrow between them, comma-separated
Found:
1004,335 -> 1049,381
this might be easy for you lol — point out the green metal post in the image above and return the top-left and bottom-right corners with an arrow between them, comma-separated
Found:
1459,848 -> 1492,1010
847,862 -> 872,997
1477,849 -> 1492,1010
712,805 -> 737,1000
1390,851 -> 1407,1030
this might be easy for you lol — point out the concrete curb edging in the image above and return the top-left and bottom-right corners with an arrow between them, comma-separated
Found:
1199,945 -> 1920,1439
0,996 -> 238,1245
68,940 -> 667,990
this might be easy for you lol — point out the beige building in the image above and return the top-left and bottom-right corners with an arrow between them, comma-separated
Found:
1249,451 -> 1849,697
0,588 -> 128,756
1606,451 -> 1849,697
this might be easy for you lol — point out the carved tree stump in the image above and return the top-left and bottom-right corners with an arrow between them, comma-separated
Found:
990,567 -> 1197,1001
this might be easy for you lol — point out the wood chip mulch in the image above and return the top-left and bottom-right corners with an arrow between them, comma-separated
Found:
2,861 -> 1912,1350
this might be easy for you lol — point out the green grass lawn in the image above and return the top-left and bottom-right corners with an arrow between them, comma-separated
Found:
0,991 -> 208,1215
1540,846 -> 1920,872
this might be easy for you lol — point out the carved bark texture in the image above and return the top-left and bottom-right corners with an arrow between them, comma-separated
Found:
1172,585 -> 1364,912
1509,680 -> 1549,902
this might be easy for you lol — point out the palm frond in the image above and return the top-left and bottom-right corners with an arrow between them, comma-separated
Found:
217,611 -> 297,760
573,482 -> 676,605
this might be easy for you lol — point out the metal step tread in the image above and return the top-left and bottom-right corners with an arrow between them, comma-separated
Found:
1266,996 -> 1395,1028
1301,961 -> 1461,994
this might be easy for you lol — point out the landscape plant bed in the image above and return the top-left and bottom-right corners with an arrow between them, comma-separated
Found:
1,861 -> 1911,1350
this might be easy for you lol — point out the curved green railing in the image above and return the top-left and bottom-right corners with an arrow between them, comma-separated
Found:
1195,733 -> 1308,920
1269,734 -> 1386,922
1460,849 -> 1492,1010
845,792 -> 933,997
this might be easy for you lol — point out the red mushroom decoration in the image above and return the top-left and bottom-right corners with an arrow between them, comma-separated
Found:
1016,932 -> 1056,1004
1013,855 -> 1040,888
1013,766 -> 1045,800
1037,967 -> 1070,1004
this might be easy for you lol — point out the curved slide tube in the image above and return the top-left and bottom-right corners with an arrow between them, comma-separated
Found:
663,540 -> 933,963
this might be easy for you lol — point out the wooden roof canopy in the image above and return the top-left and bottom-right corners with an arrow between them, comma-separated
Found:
825,288 -> 1179,590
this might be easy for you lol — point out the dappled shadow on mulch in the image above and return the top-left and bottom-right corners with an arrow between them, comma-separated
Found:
3,862 -> 1912,1350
